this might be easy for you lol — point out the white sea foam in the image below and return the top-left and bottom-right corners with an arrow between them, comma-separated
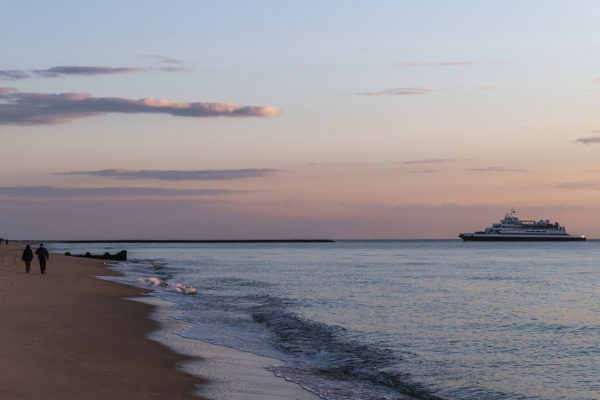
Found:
141,277 -> 197,294
174,283 -> 197,294
143,277 -> 167,287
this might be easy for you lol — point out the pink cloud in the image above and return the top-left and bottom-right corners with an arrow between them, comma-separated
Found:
0,89 -> 281,125
359,87 -> 431,96
159,66 -> 189,72
57,168 -> 281,181
554,181 -> 600,190
402,158 -> 460,165
469,166 -> 528,173
575,137 -> 600,145
141,55 -> 184,65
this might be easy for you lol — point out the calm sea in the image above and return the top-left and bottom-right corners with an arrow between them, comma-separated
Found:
48,240 -> 600,400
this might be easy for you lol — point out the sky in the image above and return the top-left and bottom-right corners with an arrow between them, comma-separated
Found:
1,0 -> 600,239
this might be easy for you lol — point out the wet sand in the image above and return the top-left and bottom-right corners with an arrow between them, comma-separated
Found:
0,243 -> 202,399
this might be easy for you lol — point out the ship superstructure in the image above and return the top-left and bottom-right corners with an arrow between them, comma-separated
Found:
459,210 -> 585,241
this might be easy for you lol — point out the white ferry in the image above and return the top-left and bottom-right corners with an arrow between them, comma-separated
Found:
459,210 -> 586,241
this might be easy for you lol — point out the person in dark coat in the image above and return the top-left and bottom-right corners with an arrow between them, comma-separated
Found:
21,244 -> 34,273
35,243 -> 50,274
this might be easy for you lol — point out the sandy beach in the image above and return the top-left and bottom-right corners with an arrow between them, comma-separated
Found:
0,243 -> 202,399
0,242 -> 323,400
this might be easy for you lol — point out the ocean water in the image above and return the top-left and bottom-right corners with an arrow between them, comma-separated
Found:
48,240 -> 600,400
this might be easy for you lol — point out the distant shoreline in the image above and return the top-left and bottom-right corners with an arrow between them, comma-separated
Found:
44,239 -> 335,243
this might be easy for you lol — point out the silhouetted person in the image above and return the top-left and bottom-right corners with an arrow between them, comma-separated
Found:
35,243 -> 50,274
21,245 -> 33,273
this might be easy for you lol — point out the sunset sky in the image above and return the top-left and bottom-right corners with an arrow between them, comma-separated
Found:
1,1 -> 600,239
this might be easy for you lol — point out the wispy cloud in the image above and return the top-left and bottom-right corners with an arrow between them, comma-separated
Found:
469,166 -> 528,173
1,65 -> 145,80
57,168 -> 281,181
0,70 -> 30,80
395,61 -> 476,67
35,66 -> 143,77
401,158 -> 470,173
358,87 -> 431,96
140,55 -> 190,72
0,62 -> 188,80
141,55 -> 184,65
159,66 -> 189,72
0,186 -> 241,198
408,169 -> 438,174
575,136 -> 600,145
554,181 -> 600,190
0,89 -> 280,125
402,158 -> 462,165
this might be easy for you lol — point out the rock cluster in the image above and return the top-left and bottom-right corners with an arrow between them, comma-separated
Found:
65,250 -> 127,261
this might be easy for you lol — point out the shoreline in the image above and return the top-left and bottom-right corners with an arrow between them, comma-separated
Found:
0,243 -> 322,400
133,295 -> 323,400
0,243 -> 203,399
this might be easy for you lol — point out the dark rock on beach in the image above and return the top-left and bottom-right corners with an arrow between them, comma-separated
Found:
66,250 -> 127,261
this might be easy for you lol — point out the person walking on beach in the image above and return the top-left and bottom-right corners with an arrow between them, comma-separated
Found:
35,243 -> 49,274
21,245 -> 34,273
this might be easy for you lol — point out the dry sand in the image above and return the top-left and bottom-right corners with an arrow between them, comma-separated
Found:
0,243 -> 201,399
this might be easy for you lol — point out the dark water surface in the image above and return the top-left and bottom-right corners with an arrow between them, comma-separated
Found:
49,240 -> 600,400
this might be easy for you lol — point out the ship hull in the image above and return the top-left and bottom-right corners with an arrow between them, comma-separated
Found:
459,234 -> 586,241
